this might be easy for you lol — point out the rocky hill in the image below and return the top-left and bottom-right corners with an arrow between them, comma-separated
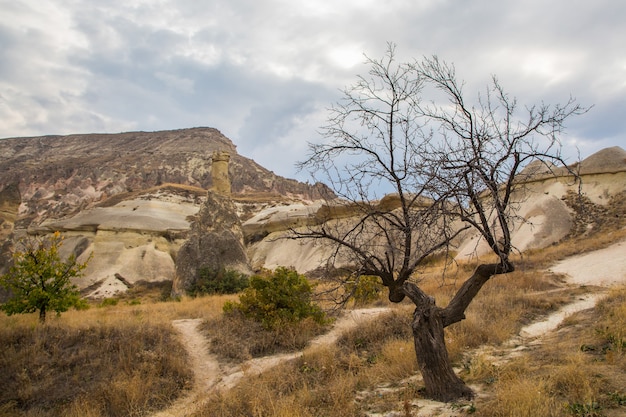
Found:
0,127 -> 624,299
0,127 -> 329,229
0,127 -> 331,296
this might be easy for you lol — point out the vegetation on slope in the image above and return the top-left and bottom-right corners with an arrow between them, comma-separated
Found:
0,294 -> 233,417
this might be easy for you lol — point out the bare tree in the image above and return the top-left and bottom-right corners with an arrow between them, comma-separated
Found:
297,43 -> 586,402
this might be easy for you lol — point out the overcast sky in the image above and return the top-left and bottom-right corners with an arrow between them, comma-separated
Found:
1,0 -> 624,180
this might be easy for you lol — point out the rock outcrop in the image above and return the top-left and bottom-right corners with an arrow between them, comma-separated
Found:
31,185 -> 203,298
173,191 -> 251,296
0,128 -> 330,297
247,147 -> 626,271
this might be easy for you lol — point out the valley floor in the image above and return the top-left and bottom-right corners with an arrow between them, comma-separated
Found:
153,239 -> 626,417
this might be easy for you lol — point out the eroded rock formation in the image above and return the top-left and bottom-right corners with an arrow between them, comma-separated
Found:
173,191 -> 251,296
0,128 -> 329,298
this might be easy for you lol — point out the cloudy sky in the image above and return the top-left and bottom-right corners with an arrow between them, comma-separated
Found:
1,0 -> 624,180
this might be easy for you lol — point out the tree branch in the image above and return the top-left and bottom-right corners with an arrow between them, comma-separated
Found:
441,261 -> 514,327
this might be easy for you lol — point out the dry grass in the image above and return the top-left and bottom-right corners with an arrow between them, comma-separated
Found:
412,267 -> 579,363
187,259 -> 610,416
0,293 -> 234,417
0,319 -> 191,417
1,220 -> 625,416
191,310 -> 417,417
453,280 -> 575,352
480,376 -> 562,417
191,346 -> 361,417
203,313 -> 331,362
88,290 -> 238,323
467,286 -> 626,417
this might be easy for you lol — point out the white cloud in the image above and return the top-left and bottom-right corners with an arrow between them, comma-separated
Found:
154,72 -> 195,94
0,0 -> 624,178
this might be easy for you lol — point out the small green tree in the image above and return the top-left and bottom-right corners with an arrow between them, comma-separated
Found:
0,232 -> 89,323
224,267 -> 327,329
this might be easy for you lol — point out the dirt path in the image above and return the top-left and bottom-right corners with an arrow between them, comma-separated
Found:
151,319 -> 221,417
475,240 -> 626,362
550,239 -> 626,286
216,307 -> 391,391
519,238 -> 626,340
152,308 -> 390,417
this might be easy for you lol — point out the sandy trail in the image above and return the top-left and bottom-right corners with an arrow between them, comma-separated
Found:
216,307 -> 390,390
476,239 -> 626,370
521,238 -> 626,339
550,239 -> 626,286
151,319 -> 221,417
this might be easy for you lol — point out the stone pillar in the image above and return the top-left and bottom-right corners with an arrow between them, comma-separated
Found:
211,151 -> 231,195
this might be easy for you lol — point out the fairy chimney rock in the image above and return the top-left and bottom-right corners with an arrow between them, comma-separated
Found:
212,151 -> 231,195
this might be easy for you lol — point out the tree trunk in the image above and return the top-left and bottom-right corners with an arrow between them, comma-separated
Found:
411,297 -> 474,402
401,262 -> 514,401
39,305 -> 46,324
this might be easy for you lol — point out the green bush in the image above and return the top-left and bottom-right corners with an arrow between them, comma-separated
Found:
98,298 -> 119,307
223,267 -> 327,330
189,267 -> 249,296
346,275 -> 384,306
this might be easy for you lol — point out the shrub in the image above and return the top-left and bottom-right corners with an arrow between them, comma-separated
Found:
346,275 -> 385,305
99,298 -> 119,307
188,267 -> 249,296
223,267 -> 327,330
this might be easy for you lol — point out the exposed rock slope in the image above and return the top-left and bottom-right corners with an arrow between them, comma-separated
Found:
0,128 -> 328,296
0,127 -> 329,229
247,147 -> 626,271
0,127 -> 624,299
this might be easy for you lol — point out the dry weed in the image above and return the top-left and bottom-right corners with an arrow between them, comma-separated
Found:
547,353 -> 599,404
470,286 -> 626,416
192,310 -> 417,417
0,293 -> 234,417
0,318 -> 192,417
479,376 -> 561,417
204,314 -> 330,362
192,346 -> 360,417
445,270 -> 574,362
374,339 -> 418,382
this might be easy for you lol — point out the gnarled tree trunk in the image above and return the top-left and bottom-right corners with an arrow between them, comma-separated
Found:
403,261 -> 513,402
411,294 -> 473,401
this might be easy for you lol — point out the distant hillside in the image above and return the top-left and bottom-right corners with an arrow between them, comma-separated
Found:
0,127 -> 330,228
